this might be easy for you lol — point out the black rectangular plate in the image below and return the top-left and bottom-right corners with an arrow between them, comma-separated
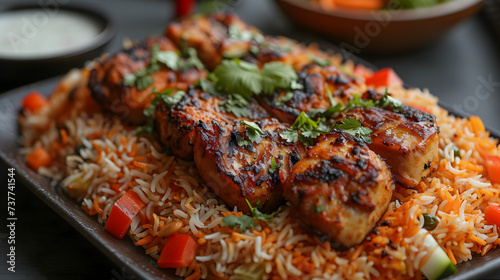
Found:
1,76 -> 500,280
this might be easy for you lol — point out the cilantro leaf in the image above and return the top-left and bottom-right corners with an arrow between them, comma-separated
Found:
247,199 -> 281,221
214,59 -> 262,99
334,117 -> 373,144
279,128 -> 299,144
213,59 -> 298,98
241,121 -> 264,144
221,214 -> 255,232
280,112 -> 328,146
268,157 -> 280,174
155,50 -> 180,71
136,88 -> 184,136
275,91 -> 294,106
260,62 -> 298,95
221,199 -> 281,232
308,54 -> 331,67
228,24 -> 264,43
160,90 -> 185,106
314,205 -> 324,213
198,78 -> 223,96
375,89 -> 404,113
180,48 -> 205,70
219,94 -> 250,118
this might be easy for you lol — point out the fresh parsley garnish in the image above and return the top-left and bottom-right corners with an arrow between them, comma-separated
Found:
308,53 -> 331,67
219,94 -> 250,118
136,88 -> 185,136
241,121 -> 264,144
221,199 -> 281,232
268,157 -> 280,174
334,117 -> 373,144
280,112 -> 330,146
213,59 -> 298,98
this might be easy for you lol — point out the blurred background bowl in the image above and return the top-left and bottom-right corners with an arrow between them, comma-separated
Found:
274,0 -> 483,54
0,4 -> 115,86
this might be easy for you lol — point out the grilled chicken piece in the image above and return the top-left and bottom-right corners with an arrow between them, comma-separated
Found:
154,87 -> 270,160
259,63 -> 439,187
341,105 -> 439,187
193,118 -> 305,213
283,131 -> 394,247
166,14 -> 259,70
258,63 -> 361,124
166,13 -> 311,70
89,36 -> 205,125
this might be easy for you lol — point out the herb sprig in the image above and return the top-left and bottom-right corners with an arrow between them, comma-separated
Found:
213,59 -> 298,98
221,199 -> 281,232
136,88 -> 185,136
124,44 -> 204,90
237,121 -> 265,146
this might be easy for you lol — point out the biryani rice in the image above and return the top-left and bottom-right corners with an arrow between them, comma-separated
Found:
20,65 -> 500,279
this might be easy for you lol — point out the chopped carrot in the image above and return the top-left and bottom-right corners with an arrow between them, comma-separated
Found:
26,147 -> 53,171
22,91 -> 49,112
158,234 -> 198,268
93,197 -> 103,215
469,116 -> 485,135
136,235 -> 155,246
110,183 -> 122,193
60,129 -> 68,145
485,156 -> 500,184
334,0 -> 385,10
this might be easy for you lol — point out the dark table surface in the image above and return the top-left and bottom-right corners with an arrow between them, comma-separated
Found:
0,0 -> 499,279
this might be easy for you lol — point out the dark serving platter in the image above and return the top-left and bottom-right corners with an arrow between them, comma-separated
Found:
1,76 -> 500,280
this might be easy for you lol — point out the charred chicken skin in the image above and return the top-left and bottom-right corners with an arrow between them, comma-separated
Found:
283,131 -> 394,247
193,118 -> 305,213
154,87 -> 270,160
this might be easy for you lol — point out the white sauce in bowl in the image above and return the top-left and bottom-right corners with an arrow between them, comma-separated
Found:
0,9 -> 102,59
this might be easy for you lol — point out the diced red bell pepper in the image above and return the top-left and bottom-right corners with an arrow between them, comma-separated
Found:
105,190 -> 146,239
158,234 -> 198,268
485,204 -> 500,228
365,68 -> 403,88
485,156 -> 500,184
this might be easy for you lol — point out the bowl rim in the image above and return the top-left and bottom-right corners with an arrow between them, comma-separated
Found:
277,0 -> 483,21
0,3 -> 116,62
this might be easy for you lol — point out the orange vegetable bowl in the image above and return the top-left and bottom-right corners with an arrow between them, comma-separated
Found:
274,0 -> 483,54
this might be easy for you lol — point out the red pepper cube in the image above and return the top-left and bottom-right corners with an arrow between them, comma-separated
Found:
158,234 -> 198,268
105,190 -> 145,239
